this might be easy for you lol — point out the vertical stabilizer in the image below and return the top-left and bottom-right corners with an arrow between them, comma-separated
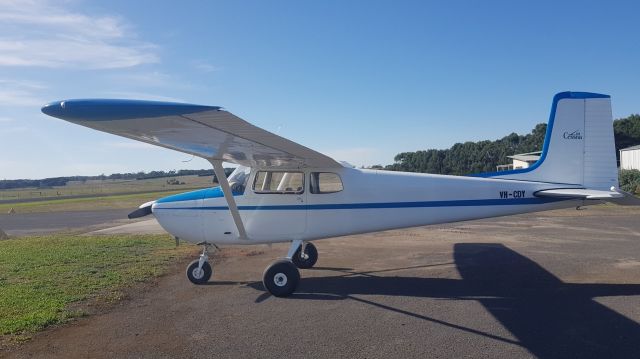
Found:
476,92 -> 618,190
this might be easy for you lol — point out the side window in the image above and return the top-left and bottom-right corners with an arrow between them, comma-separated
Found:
310,172 -> 343,194
253,171 -> 304,194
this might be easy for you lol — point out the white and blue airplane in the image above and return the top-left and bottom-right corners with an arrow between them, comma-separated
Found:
41,92 -> 639,297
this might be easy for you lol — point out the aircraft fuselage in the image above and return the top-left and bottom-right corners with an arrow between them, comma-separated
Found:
152,167 -> 582,244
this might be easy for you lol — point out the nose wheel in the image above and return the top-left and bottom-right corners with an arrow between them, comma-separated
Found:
186,243 -> 215,284
187,260 -> 212,284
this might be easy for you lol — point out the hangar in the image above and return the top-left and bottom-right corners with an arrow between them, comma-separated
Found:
620,145 -> 640,170
496,151 -> 541,172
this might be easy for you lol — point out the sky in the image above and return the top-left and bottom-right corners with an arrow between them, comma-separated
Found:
1,0 -> 639,179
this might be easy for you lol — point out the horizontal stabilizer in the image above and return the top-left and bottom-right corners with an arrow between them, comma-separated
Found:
535,188 -> 640,205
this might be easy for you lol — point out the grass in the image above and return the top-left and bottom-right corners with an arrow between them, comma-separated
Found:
0,174 -> 216,214
0,175 -> 213,202
0,190 -> 191,214
0,234 -> 196,337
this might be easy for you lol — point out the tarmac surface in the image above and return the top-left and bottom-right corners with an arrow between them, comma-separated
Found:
3,206 -> 640,358
0,209 -> 132,236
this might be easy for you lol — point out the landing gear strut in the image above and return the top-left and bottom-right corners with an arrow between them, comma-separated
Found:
262,240 -> 319,297
186,243 -> 216,284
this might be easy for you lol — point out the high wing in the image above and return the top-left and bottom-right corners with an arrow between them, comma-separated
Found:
41,99 -> 341,168
535,188 -> 640,206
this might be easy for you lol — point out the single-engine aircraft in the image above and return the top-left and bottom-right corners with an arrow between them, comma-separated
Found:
41,92 -> 640,297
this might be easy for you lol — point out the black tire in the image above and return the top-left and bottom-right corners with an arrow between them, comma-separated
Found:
292,242 -> 318,269
262,260 -> 300,297
186,260 -> 212,284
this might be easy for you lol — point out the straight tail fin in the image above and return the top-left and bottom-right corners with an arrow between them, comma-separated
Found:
476,92 -> 619,190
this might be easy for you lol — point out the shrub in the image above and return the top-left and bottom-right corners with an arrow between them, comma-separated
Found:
619,169 -> 640,194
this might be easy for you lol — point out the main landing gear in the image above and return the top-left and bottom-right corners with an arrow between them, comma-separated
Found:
185,240 -> 318,297
262,240 -> 318,297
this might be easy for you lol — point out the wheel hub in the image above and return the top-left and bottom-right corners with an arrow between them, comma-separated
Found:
192,267 -> 204,279
274,272 -> 288,287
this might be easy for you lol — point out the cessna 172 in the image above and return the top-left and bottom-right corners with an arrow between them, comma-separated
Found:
41,92 -> 639,297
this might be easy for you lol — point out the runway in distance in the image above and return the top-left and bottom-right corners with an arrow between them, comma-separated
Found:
41,91 -> 640,296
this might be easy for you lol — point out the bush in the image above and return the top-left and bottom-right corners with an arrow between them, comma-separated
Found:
619,169 -> 640,193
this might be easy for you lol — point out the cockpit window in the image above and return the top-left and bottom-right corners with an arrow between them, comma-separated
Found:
310,172 -> 343,194
253,171 -> 304,194
227,166 -> 251,194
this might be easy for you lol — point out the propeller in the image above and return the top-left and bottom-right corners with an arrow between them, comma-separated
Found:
128,200 -> 155,219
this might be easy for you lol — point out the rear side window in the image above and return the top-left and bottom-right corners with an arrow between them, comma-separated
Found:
310,172 -> 343,194
253,171 -> 304,194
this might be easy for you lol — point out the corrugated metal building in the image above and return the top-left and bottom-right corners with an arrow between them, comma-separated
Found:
620,145 -> 640,170
496,151 -> 541,171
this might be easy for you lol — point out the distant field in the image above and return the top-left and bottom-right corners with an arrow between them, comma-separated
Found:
0,175 -> 215,214
0,234 -> 197,341
0,190 -> 193,214
0,175 -> 213,202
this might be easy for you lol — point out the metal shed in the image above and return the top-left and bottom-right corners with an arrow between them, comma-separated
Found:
620,145 -> 640,170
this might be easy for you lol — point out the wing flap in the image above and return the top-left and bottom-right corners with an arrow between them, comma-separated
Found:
42,99 -> 341,168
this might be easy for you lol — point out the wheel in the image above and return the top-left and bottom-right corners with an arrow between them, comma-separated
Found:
262,260 -> 300,297
292,242 -> 318,269
186,260 -> 212,284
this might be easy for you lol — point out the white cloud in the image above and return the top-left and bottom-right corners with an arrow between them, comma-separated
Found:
105,141 -> 157,150
0,79 -> 47,106
105,71 -> 174,87
0,0 -> 158,69
0,89 -> 46,107
0,117 -> 15,122
324,147 -> 384,167
191,60 -> 220,73
100,91 -> 186,103
0,79 -> 46,90
1,126 -> 29,134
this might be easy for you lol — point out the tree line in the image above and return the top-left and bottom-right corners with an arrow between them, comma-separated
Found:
0,169 -> 215,190
385,114 -> 640,175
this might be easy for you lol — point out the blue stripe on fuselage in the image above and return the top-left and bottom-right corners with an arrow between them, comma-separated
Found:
156,186 -> 242,203
153,197 -> 567,211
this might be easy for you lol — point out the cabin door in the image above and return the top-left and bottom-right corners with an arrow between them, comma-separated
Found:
244,170 -> 307,240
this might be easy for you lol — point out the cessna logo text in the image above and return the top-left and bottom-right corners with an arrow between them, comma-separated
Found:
563,130 -> 583,140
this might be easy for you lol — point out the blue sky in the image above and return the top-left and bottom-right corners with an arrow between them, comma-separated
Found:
1,0 -> 639,179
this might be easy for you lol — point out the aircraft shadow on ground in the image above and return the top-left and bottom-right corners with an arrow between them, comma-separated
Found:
249,243 -> 640,358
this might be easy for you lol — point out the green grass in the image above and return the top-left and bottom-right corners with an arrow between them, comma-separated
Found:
0,234 -> 196,336
0,175 -> 214,202
0,190 -> 190,214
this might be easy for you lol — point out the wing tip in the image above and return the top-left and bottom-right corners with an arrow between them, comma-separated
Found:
41,98 -> 221,121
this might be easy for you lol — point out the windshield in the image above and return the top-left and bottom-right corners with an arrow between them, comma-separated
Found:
227,166 -> 251,194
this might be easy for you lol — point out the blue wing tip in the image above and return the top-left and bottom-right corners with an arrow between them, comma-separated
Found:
41,98 -> 221,121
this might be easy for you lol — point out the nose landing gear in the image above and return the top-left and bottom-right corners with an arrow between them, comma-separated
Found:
186,243 -> 217,284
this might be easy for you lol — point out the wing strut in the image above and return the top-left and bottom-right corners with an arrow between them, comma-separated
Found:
211,160 -> 248,239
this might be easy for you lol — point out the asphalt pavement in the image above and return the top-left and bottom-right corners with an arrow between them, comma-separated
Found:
4,206 -> 640,358
0,209 -> 133,236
